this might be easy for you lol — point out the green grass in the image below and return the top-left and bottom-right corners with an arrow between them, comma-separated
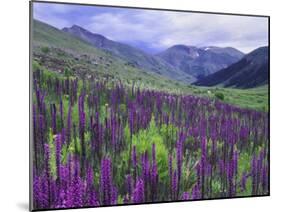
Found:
33,20 -> 103,56
188,85 -> 268,111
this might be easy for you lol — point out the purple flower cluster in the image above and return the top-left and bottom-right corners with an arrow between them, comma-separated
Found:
100,158 -> 116,205
32,69 -> 269,210
132,179 -> 144,203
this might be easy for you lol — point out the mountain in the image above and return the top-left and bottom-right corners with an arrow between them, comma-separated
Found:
33,20 -> 197,93
33,20 -> 107,56
193,46 -> 269,88
62,25 -> 195,83
32,19 -> 134,76
157,45 -> 244,78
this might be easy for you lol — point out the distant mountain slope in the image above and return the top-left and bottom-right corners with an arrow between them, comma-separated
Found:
62,25 -> 195,83
193,46 -> 269,88
33,20 -> 110,57
33,20 -> 197,92
157,45 -> 244,78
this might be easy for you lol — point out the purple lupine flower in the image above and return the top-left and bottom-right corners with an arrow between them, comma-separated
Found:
151,158 -> 158,201
59,164 -> 69,194
240,126 -> 249,142
141,151 -> 150,183
241,172 -> 247,191
226,160 -> 234,196
200,136 -> 207,198
262,165 -> 268,193
129,103 -> 135,137
41,144 -> 51,208
132,145 -> 137,181
110,111 -> 117,147
251,155 -> 258,195
56,185 -> 67,208
87,190 -> 100,207
206,163 -> 212,176
55,134 -> 62,183
78,96 -> 85,135
59,97 -> 64,128
84,165 -> 98,207
64,157 -> 75,207
44,143 -> 51,178
176,132 -> 184,190
61,128 -> 66,145
191,184 -> 200,200
181,192 -> 190,200
100,158 -> 113,205
168,154 -> 173,197
111,186 -> 118,205
33,105 -> 37,163
211,138 -> 217,164
201,137 -> 207,164
172,170 -> 178,200
66,105 -> 72,145
200,118 -> 207,138
71,174 -> 84,207
233,151 -> 238,176
86,166 -> 94,189
33,174 -> 41,208
51,104 -> 57,134
141,151 -> 150,201
34,174 -> 49,209
78,94 -> 86,175
125,175 -> 132,200
50,178 -> 58,207
257,150 -> 264,189
132,179 -> 144,203
123,194 -> 130,204
219,159 -> 225,177
196,162 -> 201,192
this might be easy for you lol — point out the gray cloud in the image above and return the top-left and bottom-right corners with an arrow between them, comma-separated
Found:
87,10 -> 268,53
33,3 -> 268,53
33,3 -> 75,28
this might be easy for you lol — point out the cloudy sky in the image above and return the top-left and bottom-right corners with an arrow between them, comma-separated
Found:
33,2 -> 268,54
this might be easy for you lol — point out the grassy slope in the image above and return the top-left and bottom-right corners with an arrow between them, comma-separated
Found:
33,20 -> 195,93
188,85 -> 268,111
32,20 -> 268,112
33,20 -> 104,56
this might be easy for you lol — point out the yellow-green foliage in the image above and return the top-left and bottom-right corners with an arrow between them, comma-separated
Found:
159,123 -> 178,150
48,129 -> 57,178
132,119 -> 169,182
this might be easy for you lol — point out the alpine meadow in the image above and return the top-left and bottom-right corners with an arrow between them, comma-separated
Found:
31,2 -> 269,210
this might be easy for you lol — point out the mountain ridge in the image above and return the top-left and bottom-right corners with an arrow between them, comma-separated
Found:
193,46 -> 269,88
62,24 -> 195,83
157,44 -> 244,78
33,19 -> 199,93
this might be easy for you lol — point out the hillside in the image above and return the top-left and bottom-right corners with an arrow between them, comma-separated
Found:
32,19 -> 195,92
62,25 -> 195,83
193,46 -> 269,88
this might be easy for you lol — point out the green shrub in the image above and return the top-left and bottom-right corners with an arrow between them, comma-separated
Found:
32,61 -> 41,71
64,67 -> 73,77
41,46 -> 50,54
215,92 -> 225,100
120,120 -> 169,183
